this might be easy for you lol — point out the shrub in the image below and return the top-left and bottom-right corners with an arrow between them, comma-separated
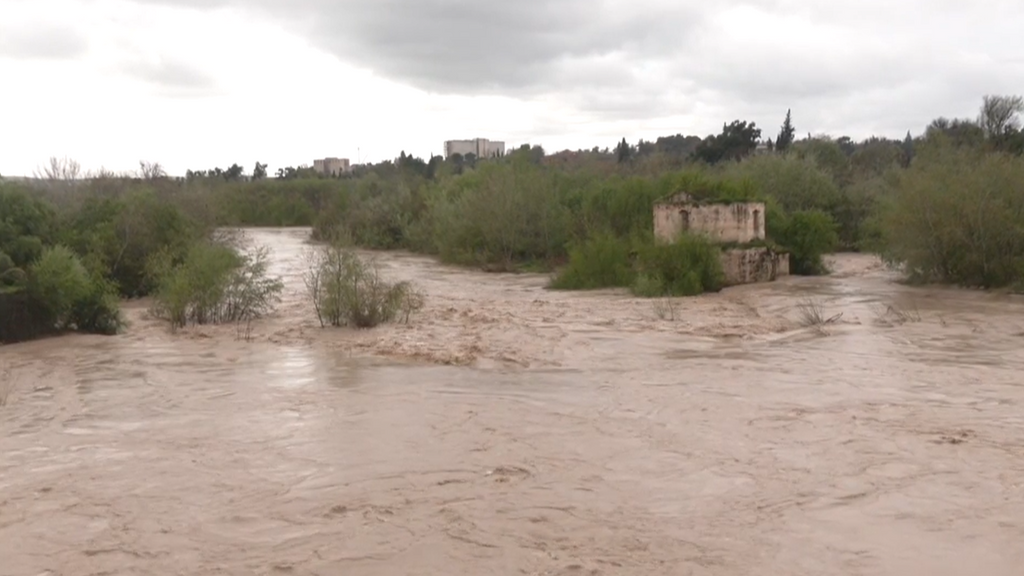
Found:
721,153 -> 841,213
0,251 -> 24,288
631,234 -> 725,296
5,236 -> 45,268
27,245 -> 123,333
878,144 -> 1024,288
304,243 -> 424,328
70,273 -> 124,335
549,233 -> 636,290
550,231 -> 723,297
428,162 -> 570,269
151,241 -> 283,329
772,210 -> 839,275
61,191 -> 200,297
29,245 -> 92,328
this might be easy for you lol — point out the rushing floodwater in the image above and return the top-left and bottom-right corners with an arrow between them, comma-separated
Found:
1,227 -> 1023,576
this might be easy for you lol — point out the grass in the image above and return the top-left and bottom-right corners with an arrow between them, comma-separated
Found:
652,297 -> 678,321
796,297 -> 843,334
873,301 -> 923,326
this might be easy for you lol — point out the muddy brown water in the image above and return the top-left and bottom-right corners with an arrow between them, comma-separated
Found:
2,227 -> 1024,576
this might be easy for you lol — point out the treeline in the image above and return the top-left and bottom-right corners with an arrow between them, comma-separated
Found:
3,94 -> 1022,342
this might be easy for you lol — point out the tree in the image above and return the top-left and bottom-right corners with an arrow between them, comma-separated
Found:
34,156 -> 81,184
691,120 -> 762,164
776,109 -> 796,152
137,161 -> 166,180
900,131 -> 915,167
615,137 -> 633,163
850,137 -> 903,179
835,136 -> 856,156
655,134 -> 702,157
925,117 -> 986,149
978,95 -> 1023,139
790,137 -> 850,184
253,162 -> 268,180
223,163 -> 245,181
976,95 -> 1024,155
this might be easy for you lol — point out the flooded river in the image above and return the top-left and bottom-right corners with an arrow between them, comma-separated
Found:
2,228 -> 1023,576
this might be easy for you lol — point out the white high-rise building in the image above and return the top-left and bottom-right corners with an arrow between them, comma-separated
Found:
443,138 -> 505,159
313,157 -> 351,176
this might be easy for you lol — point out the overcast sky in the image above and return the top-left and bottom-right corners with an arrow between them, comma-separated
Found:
2,0 -> 1022,176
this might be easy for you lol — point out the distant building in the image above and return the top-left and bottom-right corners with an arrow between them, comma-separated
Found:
443,138 -> 505,159
313,157 -> 351,176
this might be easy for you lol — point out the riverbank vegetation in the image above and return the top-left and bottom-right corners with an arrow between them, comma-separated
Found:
2,94 -> 1021,343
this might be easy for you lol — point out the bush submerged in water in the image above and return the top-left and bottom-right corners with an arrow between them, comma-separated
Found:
548,232 -> 636,290
303,243 -> 425,328
149,241 -> 284,330
550,232 -> 724,297
770,209 -> 840,276
630,233 -> 725,297
28,245 -> 123,335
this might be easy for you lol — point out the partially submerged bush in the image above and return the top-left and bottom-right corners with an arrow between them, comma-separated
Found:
27,245 -> 123,334
549,233 -> 635,290
428,162 -> 571,269
630,234 -> 725,297
550,232 -> 724,297
150,241 -> 283,329
772,209 -> 839,275
304,244 -> 424,328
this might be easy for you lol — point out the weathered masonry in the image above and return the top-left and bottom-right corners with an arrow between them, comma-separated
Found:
654,192 -> 765,244
653,192 -> 789,286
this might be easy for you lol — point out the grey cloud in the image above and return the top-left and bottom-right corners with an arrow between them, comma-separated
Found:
0,24 -> 89,60
124,0 -> 1024,136
119,56 -> 218,96
127,0 -> 705,94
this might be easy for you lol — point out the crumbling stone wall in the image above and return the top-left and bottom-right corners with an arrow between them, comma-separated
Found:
654,195 -> 765,244
720,247 -> 790,286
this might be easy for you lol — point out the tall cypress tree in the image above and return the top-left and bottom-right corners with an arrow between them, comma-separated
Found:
776,109 -> 796,152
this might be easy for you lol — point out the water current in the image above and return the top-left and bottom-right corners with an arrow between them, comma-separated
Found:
2,228 -> 1023,575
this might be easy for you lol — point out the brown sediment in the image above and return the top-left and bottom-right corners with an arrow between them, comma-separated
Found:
1,228 -> 1023,576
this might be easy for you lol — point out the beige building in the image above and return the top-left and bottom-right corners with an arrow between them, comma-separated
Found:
653,192 -> 765,244
443,138 -> 505,159
313,157 -> 351,176
653,192 -> 787,286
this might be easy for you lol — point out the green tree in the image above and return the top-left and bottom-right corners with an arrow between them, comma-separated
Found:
925,117 -> 986,149
776,109 -> 796,152
615,137 -> 633,163
224,163 -> 245,181
901,131 -> 915,167
253,162 -> 268,180
791,137 -> 850,184
692,120 -> 762,164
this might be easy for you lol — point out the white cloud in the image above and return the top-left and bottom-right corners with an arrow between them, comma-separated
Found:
1,0 -> 1022,176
